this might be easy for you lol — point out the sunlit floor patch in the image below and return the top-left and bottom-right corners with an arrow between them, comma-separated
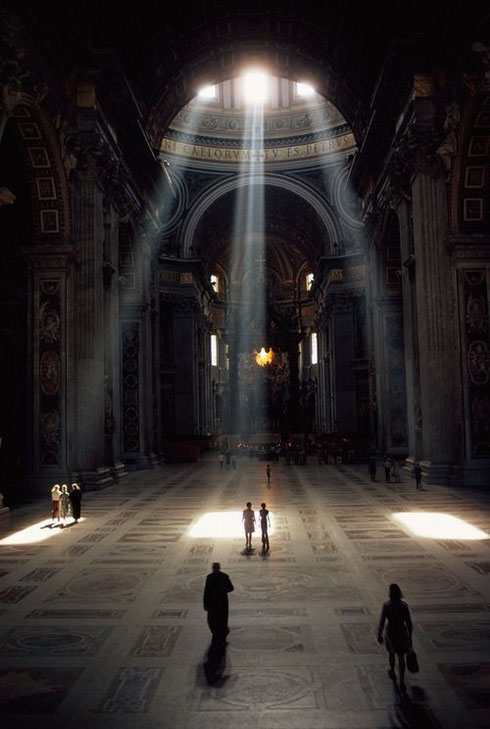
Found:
393,512 -> 488,540
188,511 -> 274,538
0,518 -> 85,545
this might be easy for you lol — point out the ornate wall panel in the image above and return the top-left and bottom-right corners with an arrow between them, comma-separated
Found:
121,321 -> 140,453
460,269 -> 490,458
37,278 -> 64,467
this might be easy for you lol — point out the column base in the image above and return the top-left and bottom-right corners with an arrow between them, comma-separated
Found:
448,463 -> 490,488
122,453 -> 158,470
111,461 -> 128,481
79,466 -> 114,491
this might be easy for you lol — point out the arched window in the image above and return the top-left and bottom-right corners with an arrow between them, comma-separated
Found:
210,274 -> 219,293
311,332 -> 318,365
210,334 -> 218,366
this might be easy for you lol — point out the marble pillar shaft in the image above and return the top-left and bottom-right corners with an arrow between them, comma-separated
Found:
74,174 -> 106,473
412,171 -> 461,470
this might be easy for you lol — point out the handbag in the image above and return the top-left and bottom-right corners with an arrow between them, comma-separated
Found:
406,649 -> 419,673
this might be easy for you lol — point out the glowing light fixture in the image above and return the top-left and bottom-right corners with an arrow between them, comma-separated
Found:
393,512 -> 488,540
242,70 -> 268,103
198,84 -> 217,99
254,347 -> 275,367
189,511 -> 274,538
296,82 -> 315,97
0,518 -> 84,545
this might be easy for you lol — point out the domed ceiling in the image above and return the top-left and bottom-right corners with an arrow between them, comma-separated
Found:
161,76 -> 356,167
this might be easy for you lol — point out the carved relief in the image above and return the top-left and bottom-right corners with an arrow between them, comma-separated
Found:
122,321 -> 140,453
38,278 -> 63,467
461,269 -> 490,457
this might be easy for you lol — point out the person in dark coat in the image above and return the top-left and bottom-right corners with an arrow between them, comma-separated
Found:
203,562 -> 234,647
368,456 -> 377,481
69,483 -> 82,522
413,462 -> 422,490
378,583 -> 413,694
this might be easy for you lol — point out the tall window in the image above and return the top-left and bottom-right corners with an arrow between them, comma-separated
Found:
198,85 -> 217,100
210,334 -> 218,367
210,274 -> 219,293
311,332 -> 318,365
306,272 -> 314,290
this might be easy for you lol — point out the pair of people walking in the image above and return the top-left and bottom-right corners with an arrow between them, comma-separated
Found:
242,501 -> 270,551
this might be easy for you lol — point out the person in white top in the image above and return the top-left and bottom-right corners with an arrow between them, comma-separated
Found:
51,484 -> 61,525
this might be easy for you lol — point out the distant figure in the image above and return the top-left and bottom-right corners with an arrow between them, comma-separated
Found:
378,583 -> 413,694
59,484 -> 71,522
242,501 -> 256,550
231,453 -> 237,469
384,456 -> 392,483
51,484 -> 61,524
259,502 -> 270,551
391,459 -> 400,483
266,464 -> 271,483
219,453 -> 224,470
368,456 -> 377,481
69,483 -> 82,522
203,562 -> 234,647
413,462 -> 422,490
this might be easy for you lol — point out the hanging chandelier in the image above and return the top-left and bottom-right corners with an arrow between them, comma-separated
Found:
254,347 -> 275,367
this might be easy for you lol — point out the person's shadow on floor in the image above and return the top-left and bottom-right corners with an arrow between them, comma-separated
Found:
389,685 -> 445,728
202,642 -> 228,686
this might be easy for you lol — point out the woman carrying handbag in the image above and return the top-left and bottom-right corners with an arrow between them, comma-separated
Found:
377,583 -> 414,694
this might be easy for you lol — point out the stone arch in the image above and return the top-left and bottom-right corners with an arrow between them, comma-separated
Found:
8,93 -> 71,242
144,16 -> 365,147
180,173 -> 341,259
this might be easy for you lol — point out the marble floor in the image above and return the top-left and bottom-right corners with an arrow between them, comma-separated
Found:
1,456 -> 490,729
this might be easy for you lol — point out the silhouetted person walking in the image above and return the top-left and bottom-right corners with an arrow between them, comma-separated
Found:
378,583 -> 413,694
368,456 -> 377,481
203,562 -> 234,647
259,502 -> 270,550
384,456 -> 392,483
266,464 -> 271,483
413,462 -> 422,490
69,483 -> 82,522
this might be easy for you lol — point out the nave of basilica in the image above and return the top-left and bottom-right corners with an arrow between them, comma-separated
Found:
1,2 -> 490,727
0,1 -> 489,499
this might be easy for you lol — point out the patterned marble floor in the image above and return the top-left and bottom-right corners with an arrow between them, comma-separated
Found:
1,456 -> 490,729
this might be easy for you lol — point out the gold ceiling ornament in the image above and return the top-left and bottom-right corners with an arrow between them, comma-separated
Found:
254,347 -> 275,367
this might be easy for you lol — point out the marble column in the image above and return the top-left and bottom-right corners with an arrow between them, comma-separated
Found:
72,170 -> 112,489
332,303 -> 357,433
120,295 -> 158,469
373,295 -> 408,454
411,166 -> 461,482
398,200 -> 423,461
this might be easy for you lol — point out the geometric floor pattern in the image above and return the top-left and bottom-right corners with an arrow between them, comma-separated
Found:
1,455 -> 490,728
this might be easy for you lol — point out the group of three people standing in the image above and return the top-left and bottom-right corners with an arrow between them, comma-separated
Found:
50,483 -> 82,524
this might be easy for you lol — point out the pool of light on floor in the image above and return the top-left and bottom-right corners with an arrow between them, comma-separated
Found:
393,512 -> 488,540
188,511 -> 275,538
0,518 -> 85,545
